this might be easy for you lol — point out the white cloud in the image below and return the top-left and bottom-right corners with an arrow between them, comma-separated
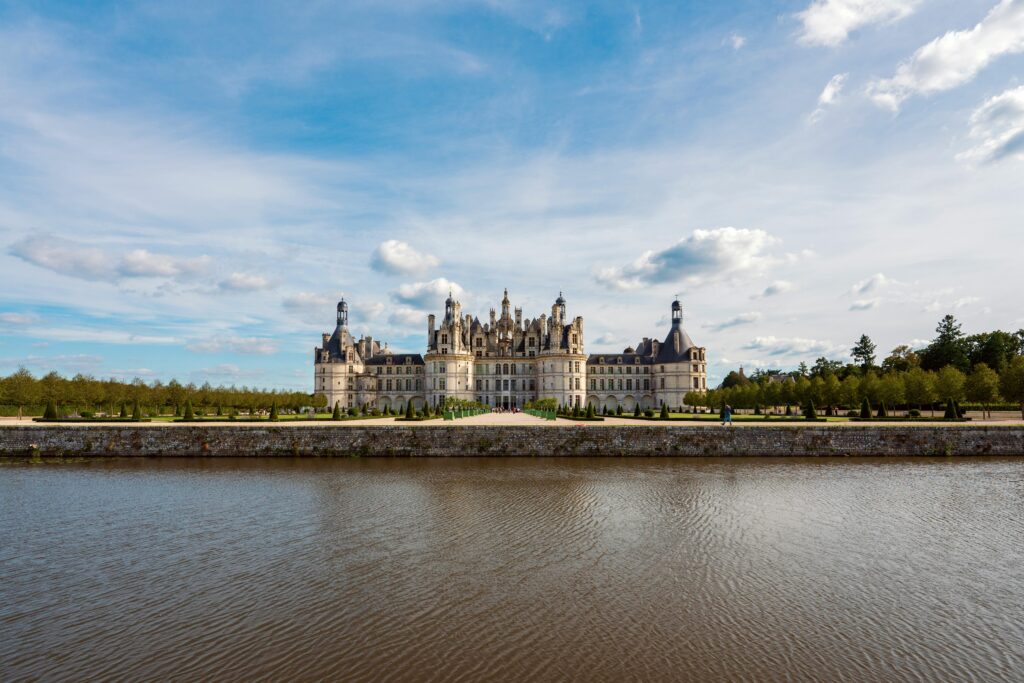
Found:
809,73 -> 848,122
743,336 -> 844,357
191,363 -> 264,379
370,240 -> 440,275
9,237 -> 113,281
392,278 -> 464,309
797,0 -> 922,47
387,306 -> 427,328
120,249 -> 209,278
958,85 -> 1024,164
849,298 -> 880,311
753,280 -> 795,298
849,272 -> 898,295
728,33 -> 747,50
922,296 -> 981,312
9,236 -> 210,283
867,0 -> 1024,111
595,227 -> 779,290
218,272 -> 272,292
705,312 -> 763,331
0,312 -> 40,325
186,337 -> 280,355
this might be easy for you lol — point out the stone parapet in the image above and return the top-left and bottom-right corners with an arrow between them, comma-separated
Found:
1,426 -> 1022,458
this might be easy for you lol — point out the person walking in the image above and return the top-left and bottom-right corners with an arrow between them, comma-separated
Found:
722,404 -> 733,426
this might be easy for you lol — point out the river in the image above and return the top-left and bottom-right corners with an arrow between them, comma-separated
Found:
2,457 -> 1022,681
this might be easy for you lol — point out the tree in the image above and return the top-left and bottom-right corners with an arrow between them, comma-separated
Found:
43,399 -> 58,419
811,357 -> 844,378
877,374 -> 906,415
120,403 -> 128,418
839,376 -> 860,411
633,403 -> 641,417
934,366 -> 966,404
722,369 -> 750,388
999,356 -> 1024,420
183,400 -> 195,421
881,345 -> 920,373
333,403 -> 342,420
851,334 -> 877,370
921,315 -> 969,372
965,363 -> 1000,419
966,331 -> 1019,373
660,403 -> 669,419
131,398 -> 141,421
269,401 -> 279,421
903,367 -> 936,415
802,400 -> 817,420
4,367 -> 39,418
586,403 -> 596,418
860,398 -> 871,419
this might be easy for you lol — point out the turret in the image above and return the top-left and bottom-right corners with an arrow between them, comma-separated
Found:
337,298 -> 349,329
501,288 -> 511,320
428,314 -> 436,349
671,298 -> 683,327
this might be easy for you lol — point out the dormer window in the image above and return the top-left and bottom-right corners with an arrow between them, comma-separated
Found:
442,334 -> 448,344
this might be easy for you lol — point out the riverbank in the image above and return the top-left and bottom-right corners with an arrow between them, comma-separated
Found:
2,423 -> 1022,457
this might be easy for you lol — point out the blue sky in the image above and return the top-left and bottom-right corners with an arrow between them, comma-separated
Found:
1,0 -> 1022,389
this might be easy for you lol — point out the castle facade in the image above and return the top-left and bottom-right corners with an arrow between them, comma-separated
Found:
314,290 -> 707,413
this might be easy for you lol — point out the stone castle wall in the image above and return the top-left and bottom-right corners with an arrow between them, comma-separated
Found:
1,425 -> 1022,458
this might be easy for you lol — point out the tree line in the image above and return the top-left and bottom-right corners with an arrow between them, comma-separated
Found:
686,315 -> 1024,418
0,371 -> 325,417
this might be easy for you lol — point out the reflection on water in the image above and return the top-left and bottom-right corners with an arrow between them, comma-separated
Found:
2,458 -> 1023,681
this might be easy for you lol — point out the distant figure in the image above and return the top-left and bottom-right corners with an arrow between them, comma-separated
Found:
722,404 -> 733,426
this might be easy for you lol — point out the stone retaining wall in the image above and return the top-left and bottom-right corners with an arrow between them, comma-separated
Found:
1,425 -> 1023,457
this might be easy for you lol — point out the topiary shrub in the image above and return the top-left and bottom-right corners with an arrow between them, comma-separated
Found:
120,403 -> 128,418
944,398 -> 956,419
785,405 -> 793,416
183,401 -> 195,421
877,403 -> 888,418
644,408 -> 655,417
908,409 -> 921,418
633,404 -> 641,417
802,401 -> 817,420
348,406 -> 358,417
131,399 -> 141,421
860,398 -> 871,419
333,403 -> 342,420
616,405 -> 623,415
43,400 -> 58,419
846,410 -> 859,418
660,404 -> 669,420
269,402 -> 279,421
754,403 -> 762,415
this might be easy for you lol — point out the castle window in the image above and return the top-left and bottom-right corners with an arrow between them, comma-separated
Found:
529,337 -> 535,347
476,337 -> 482,347
377,380 -> 383,390
416,380 -> 422,390
660,378 -> 665,389
575,378 -> 580,390
530,380 -> 535,391
693,378 -> 700,388
503,363 -> 509,374
693,364 -> 699,373
572,334 -> 577,344
617,380 -> 623,391
386,380 -> 392,391
440,379 -> 446,390
511,364 -> 516,375
626,379 -> 632,390
600,379 -> 605,390
644,379 -> 650,390
590,379 -> 596,390
386,367 -> 392,375
442,334 -> 448,344
376,367 -> 382,375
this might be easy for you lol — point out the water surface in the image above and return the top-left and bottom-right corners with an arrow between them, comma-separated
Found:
2,457 -> 1023,681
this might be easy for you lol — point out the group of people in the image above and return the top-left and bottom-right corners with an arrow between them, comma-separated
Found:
490,406 -> 520,414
